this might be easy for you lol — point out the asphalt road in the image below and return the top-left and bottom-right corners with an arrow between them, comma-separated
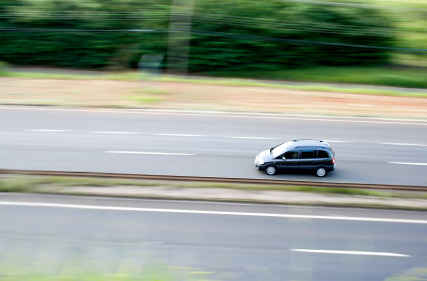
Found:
1,194 -> 426,280
1,107 -> 427,185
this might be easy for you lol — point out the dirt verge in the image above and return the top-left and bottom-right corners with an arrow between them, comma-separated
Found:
1,77 -> 427,118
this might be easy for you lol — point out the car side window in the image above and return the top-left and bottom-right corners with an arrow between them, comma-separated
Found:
317,150 -> 330,158
284,150 -> 299,159
300,150 -> 315,159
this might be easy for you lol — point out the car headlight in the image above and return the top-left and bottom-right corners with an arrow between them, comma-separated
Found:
258,159 -> 265,165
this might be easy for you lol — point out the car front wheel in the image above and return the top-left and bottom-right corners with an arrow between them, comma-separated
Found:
316,167 -> 327,177
265,165 -> 277,176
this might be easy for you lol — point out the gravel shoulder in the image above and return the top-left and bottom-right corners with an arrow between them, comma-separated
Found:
49,185 -> 427,210
1,76 -> 427,119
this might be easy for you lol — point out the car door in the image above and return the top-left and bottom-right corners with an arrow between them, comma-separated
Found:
316,149 -> 332,167
298,149 -> 316,170
278,150 -> 300,171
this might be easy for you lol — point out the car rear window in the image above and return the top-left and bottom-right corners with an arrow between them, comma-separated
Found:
317,150 -> 330,158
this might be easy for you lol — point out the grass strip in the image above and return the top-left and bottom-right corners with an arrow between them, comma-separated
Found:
1,175 -> 426,200
0,267 -> 209,281
126,95 -> 164,103
205,66 -> 427,89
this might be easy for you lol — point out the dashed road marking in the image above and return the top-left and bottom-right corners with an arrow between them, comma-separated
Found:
18,130 -> 427,147
105,151 -> 194,156
153,133 -> 205,137
27,129 -> 71,132
7,106 -> 427,126
378,142 -> 427,147
290,249 -> 409,257
227,136 -> 276,140
323,140 -> 351,143
389,162 -> 427,166
91,131 -> 141,135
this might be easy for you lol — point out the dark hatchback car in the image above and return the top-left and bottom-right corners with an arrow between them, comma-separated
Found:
255,139 -> 335,177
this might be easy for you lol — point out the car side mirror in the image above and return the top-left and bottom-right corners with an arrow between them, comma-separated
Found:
282,155 -> 286,160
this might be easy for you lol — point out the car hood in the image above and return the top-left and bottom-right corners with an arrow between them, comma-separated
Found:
258,149 -> 274,162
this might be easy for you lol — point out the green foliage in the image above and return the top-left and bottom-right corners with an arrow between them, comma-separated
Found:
0,0 -> 394,71
0,60 -> 9,74
206,66 -> 427,89
0,266 -> 208,281
0,176 -> 34,192
384,266 -> 427,281
188,0 -> 393,71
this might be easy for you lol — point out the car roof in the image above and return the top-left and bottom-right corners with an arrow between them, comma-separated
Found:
286,140 -> 331,150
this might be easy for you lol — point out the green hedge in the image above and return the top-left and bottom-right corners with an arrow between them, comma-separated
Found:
0,0 -> 394,71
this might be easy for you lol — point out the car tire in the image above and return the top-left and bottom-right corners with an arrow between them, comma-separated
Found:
265,165 -> 277,176
316,167 -> 327,177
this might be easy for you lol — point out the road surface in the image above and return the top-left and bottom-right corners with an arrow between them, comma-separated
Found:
1,107 -> 427,185
0,194 -> 426,280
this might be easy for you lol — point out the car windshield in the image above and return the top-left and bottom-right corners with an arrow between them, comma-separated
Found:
271,143 -> 289,158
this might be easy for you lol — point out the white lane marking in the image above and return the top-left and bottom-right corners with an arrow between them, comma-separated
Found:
17,129 -> 427,146
389,162 -> 427,166
227,136 -> 276,140
326,214 -> 348,217
1,202 -> 427,224
9,106 -> 427,126
323,140 -> 350,143
153,133 -> 205,137
91,131 -> 141,135
27,129 -> 71,132
379,142 -> 427,147
290,249 -> 409,257
105,151 -> 194,156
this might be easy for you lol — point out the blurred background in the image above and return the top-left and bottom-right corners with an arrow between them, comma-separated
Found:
1,0 -> 427,280
0,0 -> 426,82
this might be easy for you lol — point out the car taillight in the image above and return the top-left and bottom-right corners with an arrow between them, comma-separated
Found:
332,157 -> 335,164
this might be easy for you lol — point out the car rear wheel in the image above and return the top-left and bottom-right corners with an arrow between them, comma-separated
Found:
266,165 -> 277,176
316,167 -> 327,177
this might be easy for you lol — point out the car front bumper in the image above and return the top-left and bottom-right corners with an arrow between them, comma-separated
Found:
255,156 -> 266,171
